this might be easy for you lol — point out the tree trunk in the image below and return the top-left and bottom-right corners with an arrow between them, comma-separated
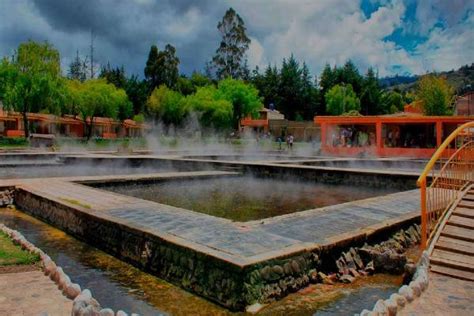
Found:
22,110 -> 29,139
86,117 -> 94,141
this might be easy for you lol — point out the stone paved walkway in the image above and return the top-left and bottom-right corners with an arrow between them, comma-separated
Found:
0,270 -> 72,315
5,174 -> 420,266
400,273 -> 474,316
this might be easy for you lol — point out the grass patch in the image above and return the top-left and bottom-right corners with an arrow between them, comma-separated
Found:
60,198 -> 91,209
0,137 -> 29,148
0,232 -> 40,266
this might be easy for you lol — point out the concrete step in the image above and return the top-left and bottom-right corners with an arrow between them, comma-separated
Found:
431,264 -> 474,282
447,215 -> 474,230
459,200 -> 474,209
436,236 -> 474,256
441,225 -> 474,242
431,249 -> 474,273
453,207 -> 474,219
464,194 -> 474,202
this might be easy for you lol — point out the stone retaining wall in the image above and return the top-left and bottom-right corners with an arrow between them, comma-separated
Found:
359,251 -> 430,315
12,186 -> 421,311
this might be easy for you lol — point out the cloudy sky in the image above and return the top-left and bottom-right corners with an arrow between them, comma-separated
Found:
1,0 -> 472,78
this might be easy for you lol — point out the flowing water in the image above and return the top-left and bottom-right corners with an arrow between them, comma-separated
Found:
100,176 -> 399,221
0,207 -> 402,315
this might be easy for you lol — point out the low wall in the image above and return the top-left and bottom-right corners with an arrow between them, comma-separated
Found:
12,185 -> 420,311
62,157 -> 419,191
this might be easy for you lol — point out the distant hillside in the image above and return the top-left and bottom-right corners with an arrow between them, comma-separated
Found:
380,63 -> 474,95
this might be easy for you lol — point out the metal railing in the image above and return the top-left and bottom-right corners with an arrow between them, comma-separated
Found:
417,121 -> 474,249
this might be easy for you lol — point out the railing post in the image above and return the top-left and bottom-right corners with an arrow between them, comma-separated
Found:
420,178 -> 427,249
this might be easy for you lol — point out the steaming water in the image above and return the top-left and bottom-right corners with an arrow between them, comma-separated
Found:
0,163 -> 177,179
0,207 -> 401,315
298,159 -> 426,173
100,176 -> 399,221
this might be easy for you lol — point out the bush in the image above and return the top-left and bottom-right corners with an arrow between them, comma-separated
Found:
0,137 -> 28,147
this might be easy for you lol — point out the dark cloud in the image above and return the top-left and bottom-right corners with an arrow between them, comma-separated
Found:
0,0 -> 472,77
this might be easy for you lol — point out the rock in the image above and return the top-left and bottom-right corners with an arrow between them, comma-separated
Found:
290,260 -> 301,274
59,274 -> 71,291
399,285 -> 414,302
308,269 -> 318,283
349,268 -> 360,278
365,261 -> 375,274
336,258 -> 348,275
373,299 -> 388,315
409,280 -> 421,297
359,309 -> 372,316
384,298 -> 398,316
246,303 -> 264,314
272,265 -> 284,276
116,311 -> 128,316
44,260 -> 57,276
344,252 -> 356,269
64,283 -> 82,299
318,272 -> 334,285
390,293 -> 406,308
51,267 -> 64,283
339,274 -> 355,284
353,253 -> 365,270
283,262 -> 292,275
6,204 -> 15,209
260,266 -> 271,280
99,308 -> 115,316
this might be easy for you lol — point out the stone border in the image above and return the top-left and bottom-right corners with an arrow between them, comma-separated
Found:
359,251 -> 430,315
0,223 -> 135,316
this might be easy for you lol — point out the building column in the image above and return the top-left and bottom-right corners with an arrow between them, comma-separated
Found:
321,123 -> 327,146
376,121 -> 382,153
436,121 -> 442,147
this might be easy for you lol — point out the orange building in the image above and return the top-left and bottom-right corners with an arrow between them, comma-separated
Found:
314,113 -> 473,158
240,108 -> 285,133
0,108 -> 147,138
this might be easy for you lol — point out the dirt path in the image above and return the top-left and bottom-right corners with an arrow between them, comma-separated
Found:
0,270 -> 72,315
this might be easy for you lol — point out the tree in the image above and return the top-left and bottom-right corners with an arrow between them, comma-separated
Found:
99,63 -> 126,89
325,84 -> 360,115
176,76 -> 195,96
210,8 -> 251,79
279,55 -> 303,120
190,72 -> 212,88
416,75 -> 454,116
67,50 -> 88,82
146,85 -> 187,126
337,60 -> 363,94
144,44 -> 180,91
318,63 -> 336,114
216,78 -> 262,128
300,62 -> 319,119
125,75 -> 148,115
380,91 -> 404,114
144,45 -> 159,90
2,40 -> 65,138
360,67 -> 381,114
66,79 -> 130,140
183,85 -> 233,129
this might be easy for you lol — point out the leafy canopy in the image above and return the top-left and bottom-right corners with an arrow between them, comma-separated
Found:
416,75 -> 454,116
210,8 -> 251,79
325,84 -> 361,115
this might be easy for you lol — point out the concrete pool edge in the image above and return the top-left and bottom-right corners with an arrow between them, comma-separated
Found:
1,170 -> 421,311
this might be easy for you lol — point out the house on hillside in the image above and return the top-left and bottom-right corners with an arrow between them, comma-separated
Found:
455,91 -> 474,116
